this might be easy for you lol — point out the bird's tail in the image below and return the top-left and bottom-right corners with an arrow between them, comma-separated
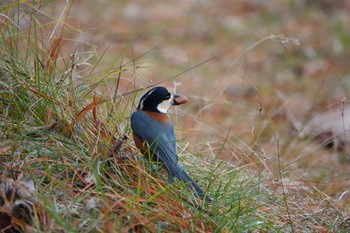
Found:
168,163 -> 212,201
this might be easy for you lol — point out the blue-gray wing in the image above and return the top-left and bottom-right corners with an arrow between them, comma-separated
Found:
131,111 -> 178,166
131,110 -> 210,201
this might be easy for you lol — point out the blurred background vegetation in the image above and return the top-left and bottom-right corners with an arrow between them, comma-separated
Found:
53,0 -> 350,200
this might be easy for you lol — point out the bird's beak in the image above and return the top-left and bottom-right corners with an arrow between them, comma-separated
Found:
172,94 -> 188,106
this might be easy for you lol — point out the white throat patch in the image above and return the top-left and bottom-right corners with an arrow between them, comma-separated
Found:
157,94 -> 173,114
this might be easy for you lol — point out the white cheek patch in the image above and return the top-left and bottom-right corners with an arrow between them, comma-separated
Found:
157,95 -> 173,114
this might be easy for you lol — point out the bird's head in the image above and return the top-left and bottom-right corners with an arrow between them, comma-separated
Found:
137,86 -> 187,114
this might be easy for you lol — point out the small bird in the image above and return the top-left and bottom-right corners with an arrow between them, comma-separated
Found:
131,86 -> 211,201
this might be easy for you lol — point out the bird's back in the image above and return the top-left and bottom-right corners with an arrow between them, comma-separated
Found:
131,110 -> 178,165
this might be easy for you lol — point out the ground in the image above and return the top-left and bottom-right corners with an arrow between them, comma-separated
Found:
1,0 -> 350,232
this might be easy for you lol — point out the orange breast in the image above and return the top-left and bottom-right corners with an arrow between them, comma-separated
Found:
144,111 -> 171,124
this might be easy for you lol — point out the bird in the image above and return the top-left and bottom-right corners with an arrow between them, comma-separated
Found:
131,86 -> 211,201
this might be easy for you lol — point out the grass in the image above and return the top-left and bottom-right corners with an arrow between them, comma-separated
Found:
1,1 -> 350,233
